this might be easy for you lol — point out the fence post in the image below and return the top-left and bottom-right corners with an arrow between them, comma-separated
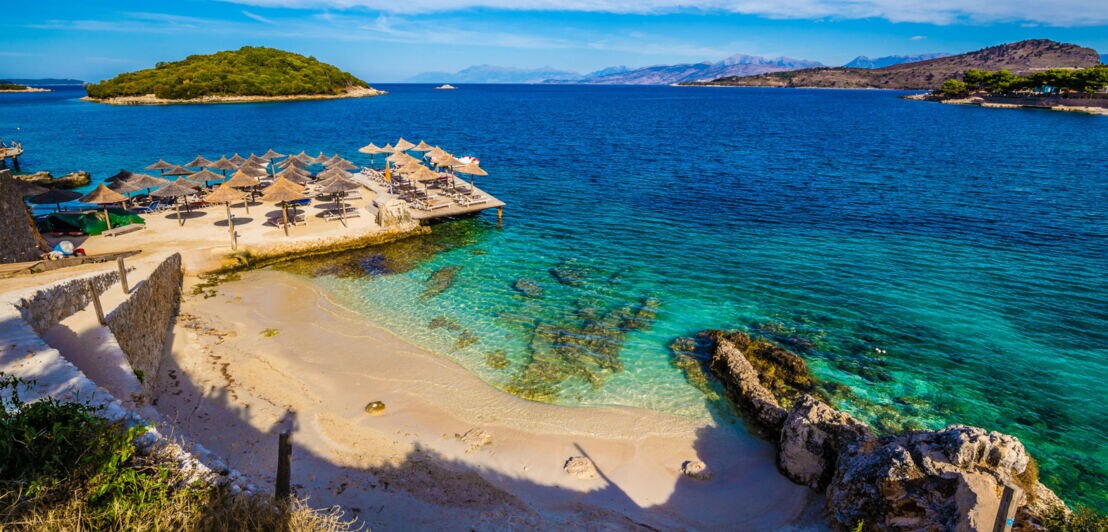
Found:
88,280 -> 105,325
117,257 -> 129,294
276,431 -> 292,503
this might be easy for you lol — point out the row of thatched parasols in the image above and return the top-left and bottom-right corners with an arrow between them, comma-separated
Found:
357,138 -> 487,194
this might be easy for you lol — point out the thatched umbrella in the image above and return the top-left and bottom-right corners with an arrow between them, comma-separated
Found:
205,182 -> 247,249
260,177 -> 307,236
208,156 -> 237,177
316,176 -> 361,225
455,162 -> 488,187
229,153 -> 247,166
394,138 -> 416,152
225,170 -> 261,213
381,143 -> 395,153
358,142 -> 386,168
164,165 -> 191,177
108,178 -> 143,206
186,155 -> 213,168
106,169 -> 135,184
79,183 -> 127,231
126,173 -> 170,194
14,181 -> 49,197
275,167 -> 312,185
412,140 -> 433,152
188,168 -> 223,187
261,149 -> 285,160
327,158 -> 357,171
150,180 -> 198,226
387,151 -> 419,166
145,160 -> 174,175
28,188 -> 81,212
318,167 -> 353,180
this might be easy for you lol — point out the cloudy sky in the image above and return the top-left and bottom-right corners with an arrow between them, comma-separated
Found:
2,0 -> 1105,82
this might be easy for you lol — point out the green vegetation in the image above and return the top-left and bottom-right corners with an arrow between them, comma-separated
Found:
85,46 -> 369,100
1043,505 -> 1108,531
939,79 -> 968,97
0,375 -> 354,530
947,65 -> 1108,95
0,81 -> 30,91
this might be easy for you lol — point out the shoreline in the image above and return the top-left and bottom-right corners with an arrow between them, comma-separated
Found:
903,92 -> 1108,115
0,87 -> 52,93
80,86 -> 386,106
157,269 -> 822,528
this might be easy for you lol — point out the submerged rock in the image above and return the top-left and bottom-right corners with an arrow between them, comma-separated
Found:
455,329 -> 479,349
428,315 -> 463,332
563,456 -> 599,480
421,265 -> 462,300
681,460 -> 713,481
512,278 -> 544,298
549,261 -> 589,286
484,349 -> 510,370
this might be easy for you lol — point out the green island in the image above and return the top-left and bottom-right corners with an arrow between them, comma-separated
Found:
938,65 -> 1108,97
84,46 -> 381,104
0,81 -> 30,91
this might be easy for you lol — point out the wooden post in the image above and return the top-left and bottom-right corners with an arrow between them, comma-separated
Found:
275,431 -> 292,502
117,257 -> 129,294
497,206 -> 503,227
281,204 -> 289,236
88,280 -> 105,325
11,156 -> 19,172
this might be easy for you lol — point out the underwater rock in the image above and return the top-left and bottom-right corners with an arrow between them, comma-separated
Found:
421,265 -> 462,300
458,428 -> 493,451
669,336 -> 719,401
681,460 -> 713,481
429,315 -> 463,332
455,330 -> 479,349
563,456 -> 599,480
549,261 -> 589,286
364,401 -> 386,415
484,350 -> 510,370
512,278 -> 544,298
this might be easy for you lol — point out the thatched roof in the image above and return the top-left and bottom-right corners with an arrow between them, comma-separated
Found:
239,163 -> 269,177
28,189 -> 81,205
150,180 -> 196,198
408,165 -> 441,182
277,157 -> 310,170
246,154 -> 268,165
106,169 -> 135,183
80,183 -> 127,204
434,155 -> 465,168
413,140 -> 433,151
394,138 -> 416,151
126,173 -> 170,189
186,155 -> 214,168
261,149 -> 285,160
381,143 -> 395,153
276,169 -> 312,184
229,153 -> 247,165
455,162 -> 488,176
317,175 -> 362,194
188,168 -> 224,183
318,167 -> 353,180
208,157 -> 238,171
225,170 -> 261,188
205,182 -> 247,204
14,181 -> 49,197
109,179 -> 144,194
327,159 -> 357,171
358,142 -> 383,154
164,165 -> 192,176
260,177 -> 307,203
145,160 -> 175,171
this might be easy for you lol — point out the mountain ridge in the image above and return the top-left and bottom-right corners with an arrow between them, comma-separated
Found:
843,53 -> 950,69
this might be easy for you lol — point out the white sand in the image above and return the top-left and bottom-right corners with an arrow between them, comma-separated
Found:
155,270 -> 822,529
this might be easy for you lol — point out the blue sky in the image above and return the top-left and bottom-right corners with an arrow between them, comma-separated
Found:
2,0 -> 1106,82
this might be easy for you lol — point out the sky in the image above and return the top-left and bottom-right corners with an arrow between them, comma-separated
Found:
1,0 -> 1106,82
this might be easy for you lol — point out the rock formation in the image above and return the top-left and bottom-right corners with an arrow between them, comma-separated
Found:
375,196 -> 412,228
14,170 -> 90,189
563,456 -> 599,480
702,331 -> 1068,530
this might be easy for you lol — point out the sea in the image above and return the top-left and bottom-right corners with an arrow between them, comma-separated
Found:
2,84 -> 1105,510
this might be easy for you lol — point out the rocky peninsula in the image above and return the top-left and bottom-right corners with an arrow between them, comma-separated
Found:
676,330 -> 1074,530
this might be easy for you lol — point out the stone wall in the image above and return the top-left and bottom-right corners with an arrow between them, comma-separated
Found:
106,253 -> 183,395
0,169 -> 45,263
15,270 -> 120,334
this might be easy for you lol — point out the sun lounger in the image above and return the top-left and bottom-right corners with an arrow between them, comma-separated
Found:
322,209 -> 362,221
455,195 -> 488,207
267,213 -> 306,227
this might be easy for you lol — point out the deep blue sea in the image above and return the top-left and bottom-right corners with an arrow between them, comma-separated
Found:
2,84 -> 1105,509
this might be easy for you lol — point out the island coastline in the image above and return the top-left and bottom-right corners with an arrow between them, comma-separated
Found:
81,86 -> 386,106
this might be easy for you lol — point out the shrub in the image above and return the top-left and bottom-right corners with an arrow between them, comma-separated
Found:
939,79 -> 968,97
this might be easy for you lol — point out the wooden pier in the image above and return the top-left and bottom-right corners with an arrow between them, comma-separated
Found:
353,169 -> 505,223
0,146 -> 23,172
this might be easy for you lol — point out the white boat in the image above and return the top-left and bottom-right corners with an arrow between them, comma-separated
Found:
434,84 -> 457,90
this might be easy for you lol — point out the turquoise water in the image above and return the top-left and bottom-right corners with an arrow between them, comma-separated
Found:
2,85 -> 1105,509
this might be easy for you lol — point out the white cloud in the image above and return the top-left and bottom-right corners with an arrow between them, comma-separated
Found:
242,10 -> 276,24
220,0 -> 1108,26
910,35 -> 926,40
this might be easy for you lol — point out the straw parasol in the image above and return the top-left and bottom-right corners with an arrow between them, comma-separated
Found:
275,167 -> 312,185
225,170 -> 261,213
14,181 -> 49,197
208,156 -> 237,177
327,158 -> 357,171
260,177 -> 307,236
316,175 -> 361,225
164,165 -> 192,177
186,155 -> 213,168
455,161 -> 488,186
108,178 -> 143,205
145,160 -> 175,175
239,163 -> 269,177
394,138 -> 415,152
318,167 -> 353,179
125,173 -> 170,193
205,182 -> 247,249
387,151 -> 418,165
358,142 -> 383,154
381,143 -> 394,153
229,153 -> 247,166
150,180 -> 199,225
106,169 -> 135,184
261,149 -> 286,160
29,188 -> 81,212
412,140 -> 433,152
79,183 -> 127,231
277,157 -> 309,170
187,168 -> 223,186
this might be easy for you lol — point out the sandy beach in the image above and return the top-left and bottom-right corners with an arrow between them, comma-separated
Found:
155,269 -> 822,529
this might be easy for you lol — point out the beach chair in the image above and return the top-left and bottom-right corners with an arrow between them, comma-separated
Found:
133,200 -> 162,214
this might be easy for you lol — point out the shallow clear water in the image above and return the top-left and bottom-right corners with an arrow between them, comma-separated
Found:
3,85 -> 1105,509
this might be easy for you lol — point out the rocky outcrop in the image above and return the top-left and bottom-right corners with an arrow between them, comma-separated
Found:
701,329 -> 1069,530
375,196 -> 412,228
14,170 -> 91,189
779,394 -> 874,490
0,170 -> 46,263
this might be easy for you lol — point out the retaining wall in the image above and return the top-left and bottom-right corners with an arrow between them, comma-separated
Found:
15,270 -> 119,334
106,253 -> 182,394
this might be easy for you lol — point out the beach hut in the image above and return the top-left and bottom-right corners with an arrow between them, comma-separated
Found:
145,160 -> 174,175
205,182 -> 247,249
260,177 -> 307,236
185,155 -> 214,168
79,183 -> 127,231
28,188 -> 81,212
150,180 -> 199,226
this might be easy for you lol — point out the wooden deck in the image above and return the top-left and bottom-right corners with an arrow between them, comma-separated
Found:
0,146 -> 22,159
352,168 -> 505,221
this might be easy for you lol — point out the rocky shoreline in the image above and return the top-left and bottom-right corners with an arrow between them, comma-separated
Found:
81,86 -> 385,106
684,330 -> 1069,530
0,87 -> 52,93
904,92 -> 1108,116
14,170 -> 90,189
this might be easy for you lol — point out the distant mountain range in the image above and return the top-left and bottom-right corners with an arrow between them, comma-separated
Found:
685,39 -> 1102,90
407,54 -> 823,85
406,65 -> 579,84
1,78 -> 84,85
843,53 -> 950,69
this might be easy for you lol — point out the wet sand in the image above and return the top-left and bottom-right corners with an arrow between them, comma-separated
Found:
156,269 -> 822,530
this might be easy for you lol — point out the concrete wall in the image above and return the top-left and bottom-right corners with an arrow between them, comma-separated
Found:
15,270 -> 120,335
105,253 -> 182,395
0,169 -> 45,264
